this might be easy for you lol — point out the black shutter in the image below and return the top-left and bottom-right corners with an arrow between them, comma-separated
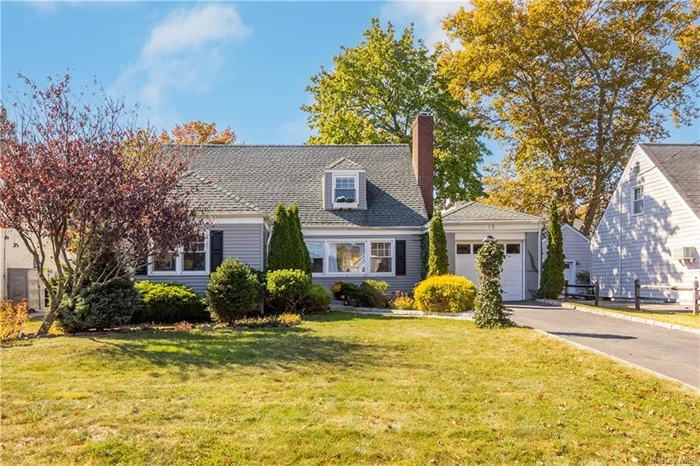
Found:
396,240 -> 406,276
210,230 -> 223,272
135,255 -> 148,276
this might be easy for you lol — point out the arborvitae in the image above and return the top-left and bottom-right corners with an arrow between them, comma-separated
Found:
427,210 -> 448,277
540,199 -> 566,299
288,204 -> 311,275
267,203 -> 312,274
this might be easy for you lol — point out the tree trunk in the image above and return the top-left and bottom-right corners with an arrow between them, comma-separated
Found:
37,302 -> 59,336
582,195 -> 602,237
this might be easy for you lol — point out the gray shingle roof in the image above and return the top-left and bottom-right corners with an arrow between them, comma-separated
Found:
442,201 -> 542,222
639,143 -> 700,220
182,144 -> 428,227
326,157 -> 364,170
180,171 -> 260,213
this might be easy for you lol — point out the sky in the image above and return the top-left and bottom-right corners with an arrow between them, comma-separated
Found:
2,1 -> 699,167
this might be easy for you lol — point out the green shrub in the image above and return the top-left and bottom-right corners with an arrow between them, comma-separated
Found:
474,239 -> 511,328
359,280 -> 391,308
391,293 -> 416,310
206,259 -> 262,324
58,277 -> 140,332
133,281 -> 209,324
340,282 -> 363,306
540,199 -> 566,299
302,284 -> 332,314
414,275 -> 476,313
427,210 -> 448,277
267,204 -> 312,274
266,269 -> 312,313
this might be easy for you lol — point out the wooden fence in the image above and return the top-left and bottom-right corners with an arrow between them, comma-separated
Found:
636,279 -> 699,315
563,282 -> 600,306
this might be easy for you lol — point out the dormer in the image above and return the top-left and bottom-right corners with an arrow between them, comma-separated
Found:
323,158 -> 367,211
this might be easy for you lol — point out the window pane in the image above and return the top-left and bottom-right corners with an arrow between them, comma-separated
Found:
506,244 -> 521,254
456,244 -> 471,254
335,177 -> 355,189
473,244 -> 483,254
154,253 -> 177,272
371,258 -> 392,273
183,252 -> 206,271
306,242 -> 324,274
334,177 -> 357,203
370,242 -> 392,273
328,242 -> 365,273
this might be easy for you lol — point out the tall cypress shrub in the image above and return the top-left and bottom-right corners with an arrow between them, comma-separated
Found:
540,199 -> 566,299
427,211 -> 448,277
267,203 -> 312,274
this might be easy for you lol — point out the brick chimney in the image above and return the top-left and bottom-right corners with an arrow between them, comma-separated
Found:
411,113 -> 434,217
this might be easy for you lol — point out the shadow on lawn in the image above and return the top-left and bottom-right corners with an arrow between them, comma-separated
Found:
88,326 -> 398,371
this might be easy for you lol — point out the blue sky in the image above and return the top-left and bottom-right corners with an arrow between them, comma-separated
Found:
2,1 -> 699,166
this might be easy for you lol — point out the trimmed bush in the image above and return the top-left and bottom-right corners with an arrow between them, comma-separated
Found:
359,280 -> 391,308
206,259 -> 262,324
540,199 -> 566,299
302,284 -> 332,314
133,281 -> 209,324
58,278 -> 140,332
267,204 -> 312,274
1,300 -> 29,342
414,275 -> 476,313
266,269 -> 312,313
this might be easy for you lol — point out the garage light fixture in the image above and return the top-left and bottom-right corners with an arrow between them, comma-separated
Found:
483,235 -> 495,242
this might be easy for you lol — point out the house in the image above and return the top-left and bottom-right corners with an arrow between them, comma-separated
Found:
542,223 -> 591,286
1,228 -> 46,311
442,202 -> 543,301
591,143 -> 700,304
137,114 -> 543,300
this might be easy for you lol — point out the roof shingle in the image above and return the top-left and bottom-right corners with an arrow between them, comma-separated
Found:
442,201 -> 542,222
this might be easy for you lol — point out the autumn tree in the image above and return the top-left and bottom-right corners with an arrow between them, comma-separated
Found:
160,120 -> 236,145
303,18 -> 486,206
442,0 -> 700,234
0,74 -> 201,336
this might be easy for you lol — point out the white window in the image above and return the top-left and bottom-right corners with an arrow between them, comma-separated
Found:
328,242 -> 365,274
632,186 -> 644,215
370,242 -> 393,273
150,231 -> 209,275
306,241 -> 324,274
332,174 -> 358,208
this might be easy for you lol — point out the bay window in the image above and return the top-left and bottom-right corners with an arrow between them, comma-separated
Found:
307,240 -> 394,276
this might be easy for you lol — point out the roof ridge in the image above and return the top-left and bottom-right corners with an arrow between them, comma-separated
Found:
185,171 -> 261,212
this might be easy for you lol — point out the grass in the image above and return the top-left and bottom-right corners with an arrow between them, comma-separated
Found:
566,301 -> 700,330
2,313 -> 699,465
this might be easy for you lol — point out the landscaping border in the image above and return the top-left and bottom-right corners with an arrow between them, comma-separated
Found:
331,306 -> 473,320
535,299 -> 700,335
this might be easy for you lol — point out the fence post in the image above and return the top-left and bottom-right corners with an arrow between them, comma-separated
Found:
594,280 -> 600,307
564,280 -> 569,302
634,279 -> 641,311
694,278 -> 699,316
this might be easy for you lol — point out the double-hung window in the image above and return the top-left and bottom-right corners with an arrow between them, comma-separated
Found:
183,234 -> 207,272
370,242 -> 393,273
328,242 -> 366,273
333,175 -> 358,208
153,251 -> 178,272
632,186 -> 644,215
306,241 -> 324,274
150,231 -> 209,275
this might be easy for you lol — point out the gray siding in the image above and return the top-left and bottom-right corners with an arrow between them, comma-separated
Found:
446,232 -> 456,274
543,225 -> 591,282
305,233 -> 423,294
141,222 -> 265,295
323,171 -> 367,211
591,147 -> 700,303
525,232 -> 539,298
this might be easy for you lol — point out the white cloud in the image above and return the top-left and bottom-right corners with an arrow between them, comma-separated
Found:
111,3 -> 251,128
380,0 -> 470,48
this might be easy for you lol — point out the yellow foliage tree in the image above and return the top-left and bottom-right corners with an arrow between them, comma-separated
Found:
160,121 -> 236,145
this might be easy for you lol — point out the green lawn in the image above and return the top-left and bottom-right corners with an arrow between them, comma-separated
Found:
2,313 -> 698,465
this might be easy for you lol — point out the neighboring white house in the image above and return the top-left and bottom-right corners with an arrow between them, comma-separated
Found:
1,228 -> 46,311
542,223 -> 591,285
590,143 -> 700,304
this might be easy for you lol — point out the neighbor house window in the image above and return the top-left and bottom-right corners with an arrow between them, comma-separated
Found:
328,242 -> 365,273
370,242 -> 393,273
150,231 -> 209,275
632,186 -> 644,215
307,241 -> 324,274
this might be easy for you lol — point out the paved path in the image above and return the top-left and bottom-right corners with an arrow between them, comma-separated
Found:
508,303 -> 700,389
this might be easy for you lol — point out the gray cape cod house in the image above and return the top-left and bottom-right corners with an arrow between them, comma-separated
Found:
136,114 -> 543,300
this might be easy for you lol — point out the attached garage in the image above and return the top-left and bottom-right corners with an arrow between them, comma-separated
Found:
443,202 -> 544,302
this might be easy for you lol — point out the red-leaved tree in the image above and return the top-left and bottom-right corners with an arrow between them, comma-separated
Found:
0,74 -> 201,335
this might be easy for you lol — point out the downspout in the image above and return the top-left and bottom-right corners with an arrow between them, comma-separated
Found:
537,223 -> 542,290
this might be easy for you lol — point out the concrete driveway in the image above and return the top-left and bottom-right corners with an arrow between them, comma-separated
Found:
508,303 -> 700,389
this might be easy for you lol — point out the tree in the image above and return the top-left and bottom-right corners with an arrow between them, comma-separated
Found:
540,199 -> 566,300
303,18 -> 487,206
267,204 -> 311,274
0,74 -> 201,336
442,0 -> 700,234
160,120 -> 236,145
427,211 -> 448,277
473,239 -> 511,328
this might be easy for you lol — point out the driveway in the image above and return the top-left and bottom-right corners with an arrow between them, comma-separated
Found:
508,303 -> 700,389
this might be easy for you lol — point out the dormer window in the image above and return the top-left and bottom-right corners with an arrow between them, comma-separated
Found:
332,173 -> 359,209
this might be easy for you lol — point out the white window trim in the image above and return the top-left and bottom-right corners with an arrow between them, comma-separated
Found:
332,173 -> 359,210
307,239 -> 396,278
632,184 -> 644,216
149,230 -> 210,276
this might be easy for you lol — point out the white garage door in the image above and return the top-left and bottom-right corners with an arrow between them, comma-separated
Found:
454,242 -> 524,301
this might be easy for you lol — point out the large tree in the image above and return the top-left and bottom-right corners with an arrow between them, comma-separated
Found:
303,18 -> 487,206
0,74 -> 201,335
442,0 -> 700,234
160,120 -> 236,145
